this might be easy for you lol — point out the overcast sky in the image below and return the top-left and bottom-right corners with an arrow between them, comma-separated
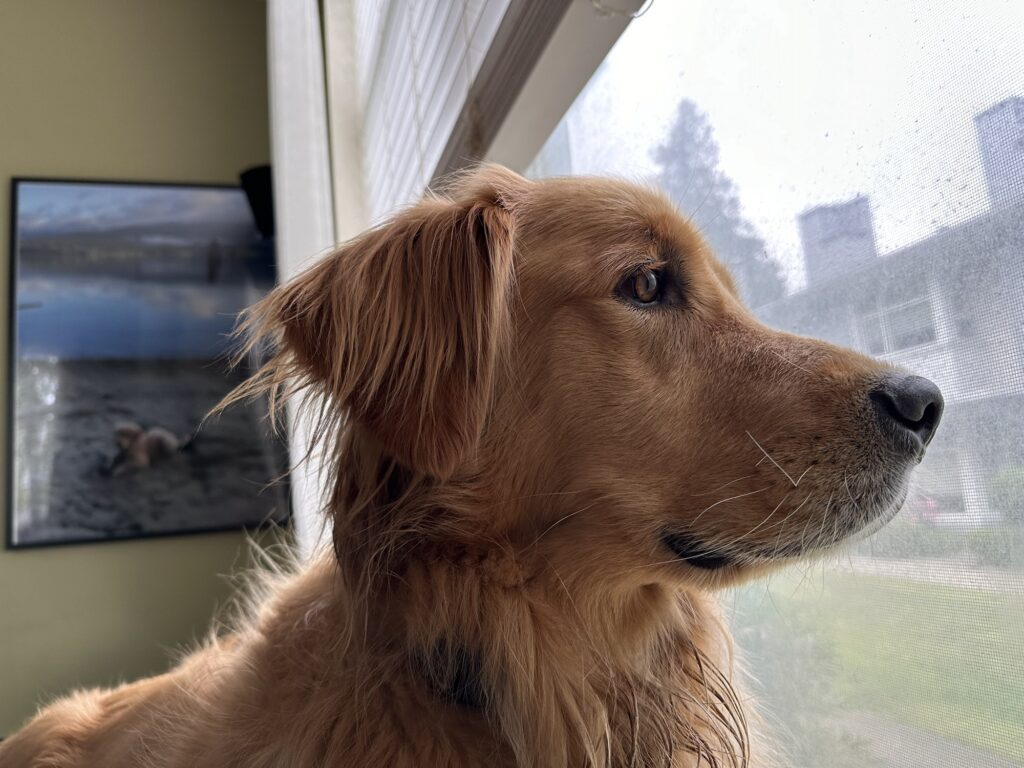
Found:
551,0 -> 1024,289
17,182 -> 252,236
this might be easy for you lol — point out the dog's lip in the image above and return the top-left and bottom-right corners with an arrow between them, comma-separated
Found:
661,531 -> 732,570
662,474 -> 911,569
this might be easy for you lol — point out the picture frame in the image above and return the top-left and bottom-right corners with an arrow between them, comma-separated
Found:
6,177 -> 290,549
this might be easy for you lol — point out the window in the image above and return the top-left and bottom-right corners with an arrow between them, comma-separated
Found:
858,297 -> 937,354
530,2 -> 1024,765
352,0 -> 509,220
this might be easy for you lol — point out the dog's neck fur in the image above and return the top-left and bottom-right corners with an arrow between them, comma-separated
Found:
399,551 -> 749,767
256,545 -> 750,768
256,443 -> 752,767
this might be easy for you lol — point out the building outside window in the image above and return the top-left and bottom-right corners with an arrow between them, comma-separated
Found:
858,296 -> 936,354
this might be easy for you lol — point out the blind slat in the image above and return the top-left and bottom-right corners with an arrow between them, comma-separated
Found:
354,0 -> 511,219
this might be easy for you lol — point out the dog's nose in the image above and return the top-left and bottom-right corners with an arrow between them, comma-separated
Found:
869,374 -> 944,450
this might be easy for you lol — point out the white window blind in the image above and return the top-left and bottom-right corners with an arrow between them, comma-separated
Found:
353,0 -> 509,221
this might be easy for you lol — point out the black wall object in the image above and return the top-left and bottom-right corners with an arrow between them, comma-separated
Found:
240,165 -> 275,239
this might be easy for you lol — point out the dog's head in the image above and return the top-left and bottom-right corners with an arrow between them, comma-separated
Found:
114,421 -> 144,450
242,165 -> 942,588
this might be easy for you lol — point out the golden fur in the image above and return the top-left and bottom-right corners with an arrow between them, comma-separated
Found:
1,166 -> 928,767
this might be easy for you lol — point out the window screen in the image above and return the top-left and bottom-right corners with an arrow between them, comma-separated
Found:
529,2 -> 1024,765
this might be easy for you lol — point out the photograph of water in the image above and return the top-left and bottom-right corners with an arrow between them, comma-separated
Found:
8,179 -> 289,547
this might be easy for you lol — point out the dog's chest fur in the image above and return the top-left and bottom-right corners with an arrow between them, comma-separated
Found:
2,555 -> 754,768
210,557 -> 751,767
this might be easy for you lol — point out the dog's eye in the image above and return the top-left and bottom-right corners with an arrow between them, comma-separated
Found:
622,268 -> 662,305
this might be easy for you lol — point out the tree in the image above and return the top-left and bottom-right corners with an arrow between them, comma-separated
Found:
653,100 -> 786,308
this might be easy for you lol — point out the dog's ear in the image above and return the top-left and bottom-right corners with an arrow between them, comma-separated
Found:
254,166 -> 522,479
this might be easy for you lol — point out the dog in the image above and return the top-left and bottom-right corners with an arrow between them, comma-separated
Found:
0,165 -> 943,767
100,422 -> 192,477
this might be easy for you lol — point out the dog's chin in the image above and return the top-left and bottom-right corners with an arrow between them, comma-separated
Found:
662,476 -> 912,572
836,482 -> 909,546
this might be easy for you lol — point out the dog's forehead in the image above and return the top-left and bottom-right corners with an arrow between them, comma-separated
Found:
519,176 -> 714,276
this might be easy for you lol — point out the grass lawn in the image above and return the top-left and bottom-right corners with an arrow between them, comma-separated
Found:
736,570 -> 1024,763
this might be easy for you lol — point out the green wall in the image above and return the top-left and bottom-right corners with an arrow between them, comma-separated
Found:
0,0 -> 272,736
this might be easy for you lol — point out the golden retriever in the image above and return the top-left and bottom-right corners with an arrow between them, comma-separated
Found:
103,422 -> 186,477
1,165 -> 943,767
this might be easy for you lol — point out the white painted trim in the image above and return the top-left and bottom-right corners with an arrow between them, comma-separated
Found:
267,0 -> 337,556
485,0 -> 645,172
323,0 -> 368,244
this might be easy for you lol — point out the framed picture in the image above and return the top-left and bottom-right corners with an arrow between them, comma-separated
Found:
6,178 -> 290,548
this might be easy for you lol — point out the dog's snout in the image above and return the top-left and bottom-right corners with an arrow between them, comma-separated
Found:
869,374 -> 944,450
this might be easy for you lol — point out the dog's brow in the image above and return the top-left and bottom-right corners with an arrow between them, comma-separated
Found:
611,255 -> 669,284
658,241 -> 685,267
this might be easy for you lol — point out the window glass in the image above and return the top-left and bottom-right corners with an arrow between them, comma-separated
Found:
529,2 -> 1024,765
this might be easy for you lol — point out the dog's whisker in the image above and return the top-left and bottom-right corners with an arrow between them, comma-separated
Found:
811,487 -> 836,552
767,347 -> 817,378
529,494 -> 618,548
691,485 -> 773,524
794,464 -> 814,487
782,493 -> 823,561
699,490 -> 811,563
736,492 -> 790,539
745,431 -> 797,486
843,469 -> 863,523
689,474 -> 757,497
